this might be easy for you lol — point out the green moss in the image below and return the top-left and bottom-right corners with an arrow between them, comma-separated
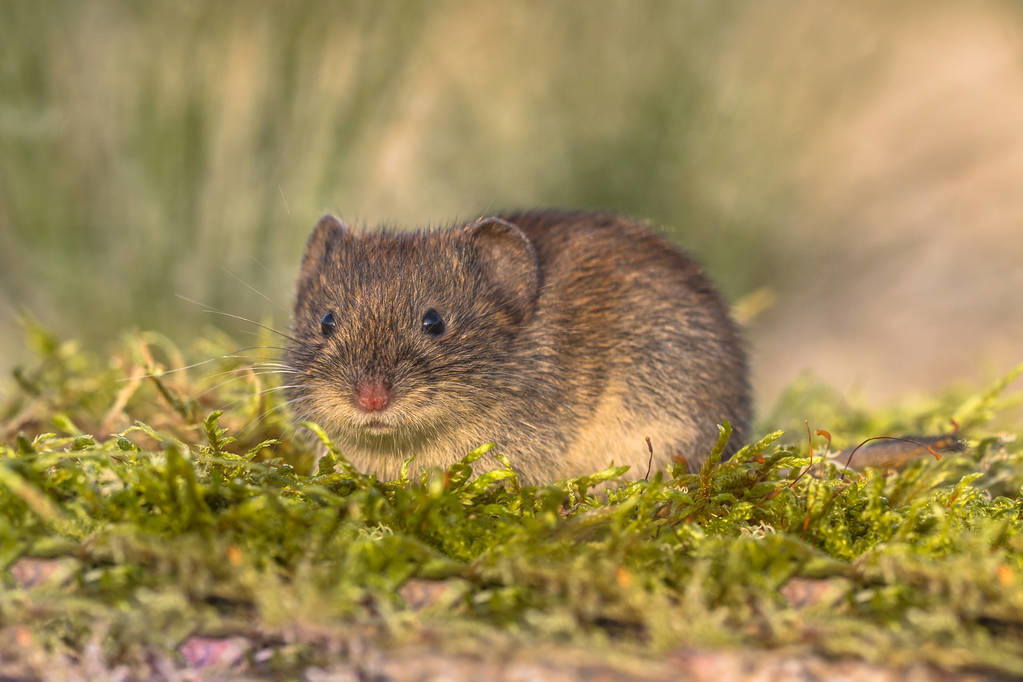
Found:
1,327 -> 1022,676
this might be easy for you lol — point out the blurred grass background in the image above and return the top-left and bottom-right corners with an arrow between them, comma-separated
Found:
1,0 -> 1021,411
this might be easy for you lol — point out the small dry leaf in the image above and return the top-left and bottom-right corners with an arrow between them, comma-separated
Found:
997,564 -> 1014,587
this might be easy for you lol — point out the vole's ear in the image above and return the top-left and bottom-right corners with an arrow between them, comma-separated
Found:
301,214 -> 348,271
465,217 -> 540,321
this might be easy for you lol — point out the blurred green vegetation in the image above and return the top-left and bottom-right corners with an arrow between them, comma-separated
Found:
0,1 -> 794,366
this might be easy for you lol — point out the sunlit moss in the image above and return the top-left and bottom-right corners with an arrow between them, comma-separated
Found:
1,329 -> 1022,676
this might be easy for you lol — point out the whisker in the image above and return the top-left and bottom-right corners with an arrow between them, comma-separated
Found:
237,395 -> 315,436
195,365 -> 297,383
122,346 -> 282,382
176,294 -> 298,343
197,370 -> 297,398
256,384 -> 302,397
221,266 -> 274,306
245,361 -> 300,372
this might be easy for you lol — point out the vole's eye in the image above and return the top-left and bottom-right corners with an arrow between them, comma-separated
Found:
320,312 -> 337,336
421,309 -> 445,336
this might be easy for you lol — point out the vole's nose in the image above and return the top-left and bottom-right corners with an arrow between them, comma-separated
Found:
355,380 -> 391,412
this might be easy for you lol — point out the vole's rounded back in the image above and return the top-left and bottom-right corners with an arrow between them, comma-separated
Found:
286,209 -> 751,483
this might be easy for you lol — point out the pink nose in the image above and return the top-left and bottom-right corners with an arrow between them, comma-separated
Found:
356,380 -> 390,412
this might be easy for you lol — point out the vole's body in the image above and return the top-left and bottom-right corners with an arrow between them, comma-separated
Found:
286,210 -> 751,484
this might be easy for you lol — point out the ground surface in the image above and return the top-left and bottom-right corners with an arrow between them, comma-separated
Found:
1,326 -> 1022,680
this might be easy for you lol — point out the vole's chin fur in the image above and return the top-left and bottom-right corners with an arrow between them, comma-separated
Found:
292,384 -> 492,478
297,404 -> 493,482
299,388 -> 452,439
286,209 -> 753,485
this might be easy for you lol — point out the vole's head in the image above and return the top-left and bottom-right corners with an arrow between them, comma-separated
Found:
285,214 -> 540,452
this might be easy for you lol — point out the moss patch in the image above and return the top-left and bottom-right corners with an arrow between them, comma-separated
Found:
2,323 -> 1022,678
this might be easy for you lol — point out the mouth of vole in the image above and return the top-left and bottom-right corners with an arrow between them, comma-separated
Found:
359,418 -> 397,436
347,405 -> 446,445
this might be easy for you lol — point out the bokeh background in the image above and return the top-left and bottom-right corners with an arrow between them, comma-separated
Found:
2,0 -> 1022,414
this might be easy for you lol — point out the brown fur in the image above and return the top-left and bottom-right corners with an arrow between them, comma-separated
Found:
285,209 -> 751,484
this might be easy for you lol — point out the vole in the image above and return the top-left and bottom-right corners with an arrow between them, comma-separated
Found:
285,209 -> 752,484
